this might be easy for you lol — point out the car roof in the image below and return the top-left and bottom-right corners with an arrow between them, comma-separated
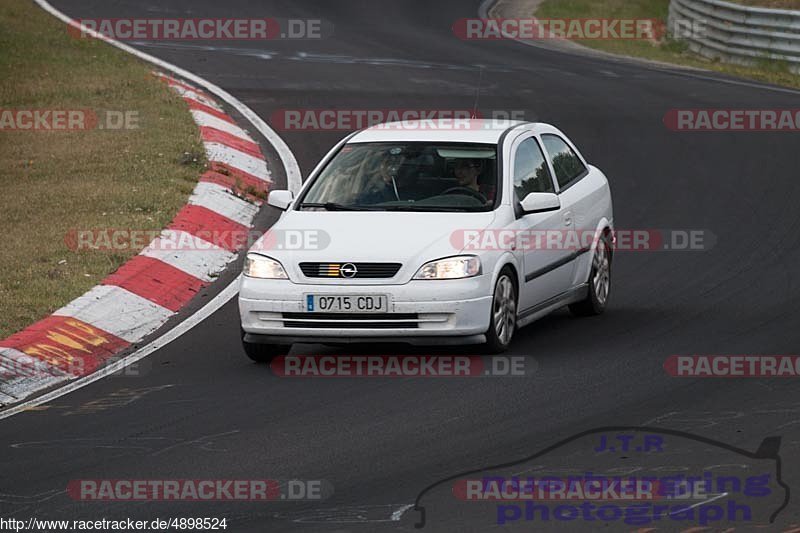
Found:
348,119 -> 554,144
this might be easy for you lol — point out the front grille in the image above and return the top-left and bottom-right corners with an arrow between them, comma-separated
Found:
282,312 -> 419,329
299,262 -> 402,279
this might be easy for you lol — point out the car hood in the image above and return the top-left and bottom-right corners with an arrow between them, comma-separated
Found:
249,210 -> 497,283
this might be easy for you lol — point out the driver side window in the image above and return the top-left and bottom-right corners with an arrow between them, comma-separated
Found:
513,137 -> 554,200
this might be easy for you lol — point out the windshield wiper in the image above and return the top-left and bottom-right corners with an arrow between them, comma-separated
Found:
381,204 -> 486,212
298,202 -> 379,211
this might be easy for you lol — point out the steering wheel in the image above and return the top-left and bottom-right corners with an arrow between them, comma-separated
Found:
441,186 -> 487,203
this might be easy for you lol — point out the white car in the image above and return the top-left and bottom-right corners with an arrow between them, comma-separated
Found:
239,120 -> 613,360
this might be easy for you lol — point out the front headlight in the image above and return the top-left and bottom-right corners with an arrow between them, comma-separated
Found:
413,255 -> 481,280
243,253 -> 288,279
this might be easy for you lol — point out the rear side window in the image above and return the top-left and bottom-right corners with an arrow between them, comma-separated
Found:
512,137 -> 554,200
542,134 -> 586,189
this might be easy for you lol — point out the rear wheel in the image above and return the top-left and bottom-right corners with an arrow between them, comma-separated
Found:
241,328 -> 290,363
483,268 -> 518,354
569,234 -> 612,317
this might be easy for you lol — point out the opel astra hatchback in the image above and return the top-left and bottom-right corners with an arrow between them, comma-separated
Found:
239,120 -> 613,360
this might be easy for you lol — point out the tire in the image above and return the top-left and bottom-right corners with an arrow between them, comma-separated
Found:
569,233 -> 612,317
241,328 -> 290,363
483,268 -> 518,354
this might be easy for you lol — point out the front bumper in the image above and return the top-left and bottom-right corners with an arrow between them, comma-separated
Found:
239,275 -> 493,344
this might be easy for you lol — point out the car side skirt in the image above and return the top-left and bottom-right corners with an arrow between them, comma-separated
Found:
516,283 -> 589,329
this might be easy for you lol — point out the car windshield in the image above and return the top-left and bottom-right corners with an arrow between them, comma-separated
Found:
299,142 -> 498,212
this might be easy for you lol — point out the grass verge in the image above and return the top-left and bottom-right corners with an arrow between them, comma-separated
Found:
535,0 -> 800,89
0,0 -> 206,338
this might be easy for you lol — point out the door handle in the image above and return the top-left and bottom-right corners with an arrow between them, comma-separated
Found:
563,211 -> 573,227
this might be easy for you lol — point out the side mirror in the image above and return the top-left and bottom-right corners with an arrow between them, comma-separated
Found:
267,190 -> 294,210
520,192 -> 560,214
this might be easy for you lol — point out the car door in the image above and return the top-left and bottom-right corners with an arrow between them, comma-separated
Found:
509,134 -> 575,313
541,133 -> 604,288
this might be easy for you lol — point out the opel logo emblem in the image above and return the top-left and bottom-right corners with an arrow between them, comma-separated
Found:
339,263 -> 358,278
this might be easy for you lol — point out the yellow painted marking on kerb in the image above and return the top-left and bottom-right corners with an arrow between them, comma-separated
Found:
23,344 -> 75,368
23,320 -> 113,369
62,319 -> 112,347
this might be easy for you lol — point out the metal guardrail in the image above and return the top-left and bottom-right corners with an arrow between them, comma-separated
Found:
669,0 -> 800,72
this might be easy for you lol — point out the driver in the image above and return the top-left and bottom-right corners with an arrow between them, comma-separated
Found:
356,149 -> 404,204
454,158 -> 494,202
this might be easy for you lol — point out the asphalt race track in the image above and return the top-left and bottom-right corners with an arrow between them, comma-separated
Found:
2,1 -> 800,531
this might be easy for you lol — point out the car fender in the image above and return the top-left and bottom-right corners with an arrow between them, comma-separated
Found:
490,251 -> 523,294
575,215 -> 614,285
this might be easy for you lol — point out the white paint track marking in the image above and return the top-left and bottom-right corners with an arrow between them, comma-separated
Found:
191,110 -> 254,142
204,142 -> 272,182
188,181 -> 260,227
668,492 -> 729,515
390,504 -> 414,521
4,1 -> 302,419
54,285 -> 174,343
0,279 -> 241,421
141,231 -> 236,283
168,84 -> 224,111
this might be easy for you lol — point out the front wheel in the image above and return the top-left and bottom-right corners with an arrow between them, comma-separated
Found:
483,269 -> 518,354
241,328 -> 290,363
569,234 -> 612,317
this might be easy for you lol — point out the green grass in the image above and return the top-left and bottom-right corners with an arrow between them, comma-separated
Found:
536,0 -> 800,89
0,0 -> 206,338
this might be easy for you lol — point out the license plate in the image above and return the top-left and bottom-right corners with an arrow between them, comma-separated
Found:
305,294 -> 389,313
